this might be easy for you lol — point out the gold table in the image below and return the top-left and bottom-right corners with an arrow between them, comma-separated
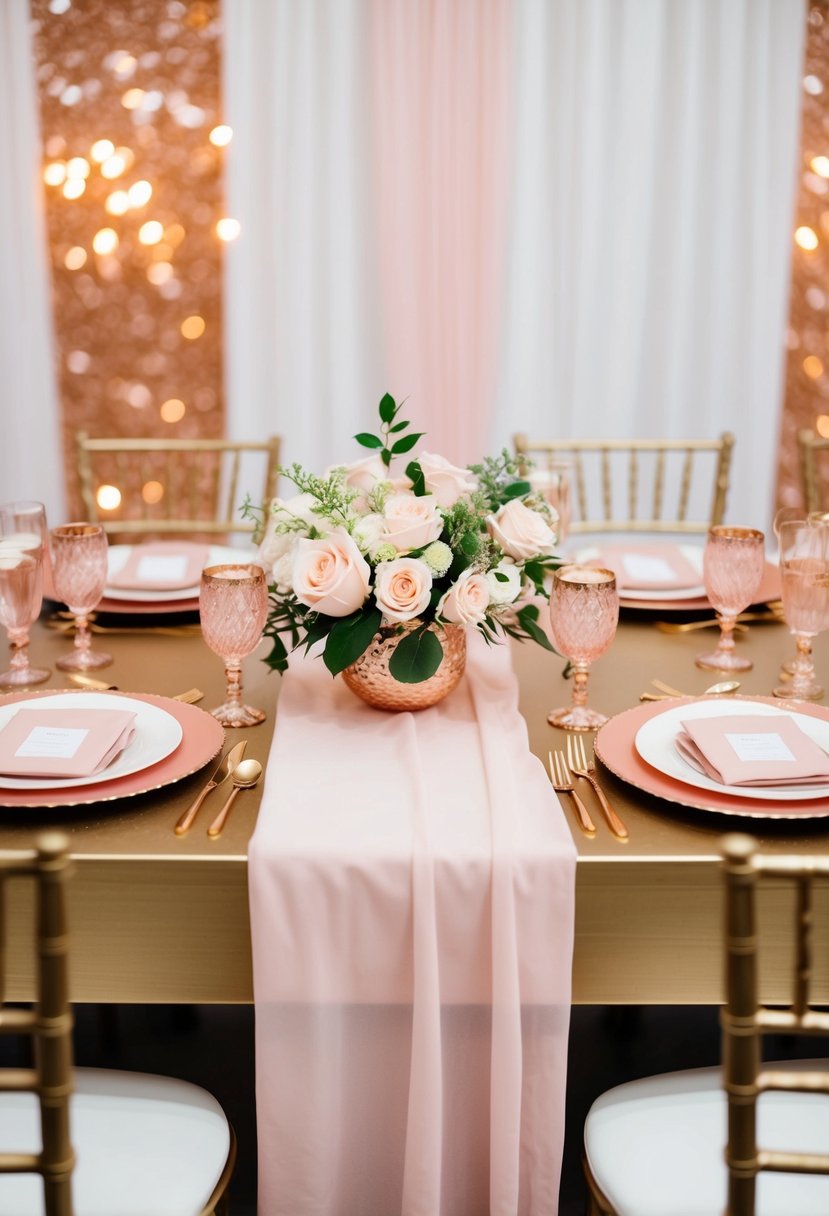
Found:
2,612 -> 827,1005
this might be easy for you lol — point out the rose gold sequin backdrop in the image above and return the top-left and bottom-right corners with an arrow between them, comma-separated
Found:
32,0 -> 226,519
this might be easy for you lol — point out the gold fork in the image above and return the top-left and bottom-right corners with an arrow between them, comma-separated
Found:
567,734 -> 628,842
548,749 -> 596,837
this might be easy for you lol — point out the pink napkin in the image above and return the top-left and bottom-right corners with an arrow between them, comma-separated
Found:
248,632 -> 576,1216
597,543 -> 702,590
0,708 -> 136,778
676,714 -> 829,787
107,543 -> 209,591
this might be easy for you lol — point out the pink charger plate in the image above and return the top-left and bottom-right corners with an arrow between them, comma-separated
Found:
96,596 -> 200,616
594,695 -> 829,820
0,688 -> 223,809
619,560 -> 781,614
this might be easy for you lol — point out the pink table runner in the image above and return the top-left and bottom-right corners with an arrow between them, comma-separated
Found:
248,632 -> 576,1216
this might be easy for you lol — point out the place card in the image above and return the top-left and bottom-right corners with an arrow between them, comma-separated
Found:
675,713 -> 829,787
0,708 -> 137,778
107,543 -> 208,591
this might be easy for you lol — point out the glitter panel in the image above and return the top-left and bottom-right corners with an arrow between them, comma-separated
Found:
32,0 -> 227,519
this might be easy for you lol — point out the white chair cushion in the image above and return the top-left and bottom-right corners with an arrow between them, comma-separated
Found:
585,1061 -> 829,1216
0,1068 -> 231,1216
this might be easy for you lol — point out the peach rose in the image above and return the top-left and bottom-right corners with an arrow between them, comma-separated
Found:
374,557 -> 433,622
292,529 -> 371,617
381,493 -> 443,552
438,568 -> 490,625
417,452 -> 478,508
486,499 -> 557,561
333,454 -> 389,494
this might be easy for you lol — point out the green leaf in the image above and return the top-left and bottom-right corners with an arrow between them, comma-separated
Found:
388,626 -> 444,684
263,633 -> 289,674
389,420 -> 409,433
390,432 -> 423,455
322,607 -> 383,676
406,460 -> 426,496
354,432 -> 384,449
502,479 -> 531,500
378,393 -> 396,424
381,448 -> 392,467
516,604 -> 556,652
494,570 -> 508,582
460,531 -> 480,557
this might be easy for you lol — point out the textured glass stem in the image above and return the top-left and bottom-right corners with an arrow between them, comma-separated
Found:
225,663 -> 243,707
716,615 -> 736,655
8,629 -> 30,673
571,662 -> 590,708
74,614 -> 92,659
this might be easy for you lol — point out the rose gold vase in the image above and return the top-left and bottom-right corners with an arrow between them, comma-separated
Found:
341,620 -> 467,711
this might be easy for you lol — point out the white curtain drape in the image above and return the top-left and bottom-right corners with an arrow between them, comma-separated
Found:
0,2 -> 63,522
224,0 -> 804,524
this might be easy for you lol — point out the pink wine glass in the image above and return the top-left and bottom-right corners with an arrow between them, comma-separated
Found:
696,526 -> 765,672
773,520 -> 829,701
50,524 -> 112,671
548,565 -> 619,731
200,564 -> 269,727
0,553 -> 50,686
0,501 -> 51,684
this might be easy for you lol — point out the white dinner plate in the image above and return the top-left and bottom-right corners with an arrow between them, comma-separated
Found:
0,693 -> 183,791
635,699 -> 829,803
574,543 -> 705,601
105,544 -> 255,602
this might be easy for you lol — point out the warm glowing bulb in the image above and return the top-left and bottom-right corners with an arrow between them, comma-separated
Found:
127,180 -> 152,207
66,157 -> 90,180
96,485 -> 122,511
804,355 -> 824,379
209,124 -> 233,147
180,315 -> 205,340
796,225 -> 819,251
138,220 -> 164,245
817,415 -> 829,438
100,154 -> 127,180
142,480 -> 164,505
62,178 -> 86,200
121,88 -> 145,110
105,190 -> 130,216
92,228 -> 119,256
811,156 -> 829,179
146,262 -> 174,285
64,246 -> 87,270
90,139 -> 115,163
160,398 -> 186,423
216,217 -> 241,242
43,161 -> 66,186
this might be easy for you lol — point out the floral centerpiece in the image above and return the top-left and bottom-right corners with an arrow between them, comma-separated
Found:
254,394 -> 559,706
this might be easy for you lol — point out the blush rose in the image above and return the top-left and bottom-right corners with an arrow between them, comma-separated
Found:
381,493 -> 443,552
374,557 -> 433,622
438,569 -> 491,625
487,499 -> 557,561
292,529 -> 371,617
417,452 -> 478,508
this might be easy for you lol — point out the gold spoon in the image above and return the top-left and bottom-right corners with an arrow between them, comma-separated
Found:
207,758 -> 263,838
640,680 -> 741,702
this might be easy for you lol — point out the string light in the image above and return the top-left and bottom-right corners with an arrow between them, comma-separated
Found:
216,217 -> 241,241
138,220 -> 164,245
795,225 -> 819,249
96,485 -> 122,511
209,124 -> 233,147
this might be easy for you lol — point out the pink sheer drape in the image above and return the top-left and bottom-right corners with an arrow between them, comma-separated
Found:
369,0 -> 513,464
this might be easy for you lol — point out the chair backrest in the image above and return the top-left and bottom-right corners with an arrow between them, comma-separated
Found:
799,429 -> 829,514
721,833 -> 829,1216
0,833 -> 74,1215
74,434 -> 281,540
513,433 -> 734,534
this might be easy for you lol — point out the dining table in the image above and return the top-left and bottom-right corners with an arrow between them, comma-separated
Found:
2,604 -> 827,1010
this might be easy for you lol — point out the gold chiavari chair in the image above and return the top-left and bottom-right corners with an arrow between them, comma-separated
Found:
513,433 -> 734,534
582,834 -> 829,1216
0,833 -> 236,1215
74,433 -> 281,540
799,429 -> 829,515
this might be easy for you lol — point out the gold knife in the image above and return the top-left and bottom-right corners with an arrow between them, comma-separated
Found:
174,740 -> 248,835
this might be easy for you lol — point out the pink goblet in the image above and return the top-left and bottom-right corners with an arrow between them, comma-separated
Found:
200,564 -> 268,727
773,520 -> 829,701
0,553 -> 50,686
50,524 -> 112,671
0,501 -> 51,684
696,526 -> 765,672
548,565 -> 619,731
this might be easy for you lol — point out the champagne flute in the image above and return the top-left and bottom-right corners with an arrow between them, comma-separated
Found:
547,566 -> 619,731
200,564 -> 268,727
773,520 -> 829,700
0,501 -> 51,684
0,553 -> 50,686
50,524 -> 112,671
696,526 -> 765,672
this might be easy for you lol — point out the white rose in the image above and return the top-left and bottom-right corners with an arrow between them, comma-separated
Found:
439,568 -> 490,625
486,559 -> 522,605
292,528 -> 371,617
417,452 -> 478,508
381,493 -> 443,552
271,543 -> 299,593
258,493 -> 319,576
486,499 -> 557,561
374,557 -> 433,622
352,512 -> 384,555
